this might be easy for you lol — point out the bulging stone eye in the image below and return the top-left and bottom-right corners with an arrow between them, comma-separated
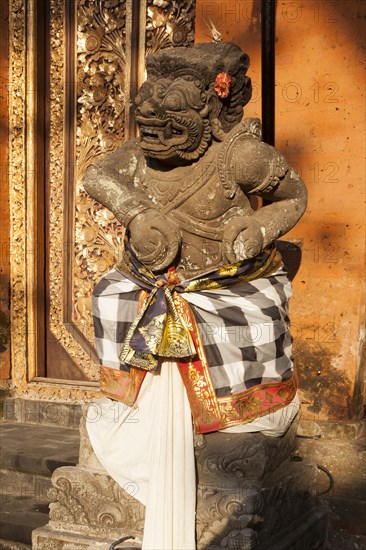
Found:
163,91 -> 185,111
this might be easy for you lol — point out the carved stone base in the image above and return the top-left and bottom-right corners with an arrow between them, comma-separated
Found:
32,525 -> 141,550
33,416 -> 328,549
32,418 -> 144,550
195,419 -> 328,549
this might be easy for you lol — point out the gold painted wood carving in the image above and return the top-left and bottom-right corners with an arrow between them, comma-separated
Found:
146,0 -> 195,53
77,0 -> 127,171
73,0 -> 128,343
9,0 -> 196,399
72,0 -> 196,359
9,0 -> 27,393
9,0 -> 97,400
47,0 -> 101,380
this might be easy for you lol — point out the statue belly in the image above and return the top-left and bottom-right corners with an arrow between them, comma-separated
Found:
143,159 -> 253,278
171,183 -> 253,277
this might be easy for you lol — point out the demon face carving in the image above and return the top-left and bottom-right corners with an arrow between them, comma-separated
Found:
135,75 -> 212,162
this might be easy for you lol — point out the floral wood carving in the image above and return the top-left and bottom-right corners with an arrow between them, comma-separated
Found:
73,0 -> 128,338
9,0 -> 27,393
9,0 -> 197,398
72,0 -> 196,340
77,0 -> 127,174
146,0 -> 195,54
73,199 -> 124,342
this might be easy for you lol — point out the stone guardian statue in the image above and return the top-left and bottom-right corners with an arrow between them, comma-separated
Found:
83,42 -> 308,550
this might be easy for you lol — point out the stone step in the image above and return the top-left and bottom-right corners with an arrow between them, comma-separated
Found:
328,496 -> 366,536
0,422 -> 80,476
296,436 -> 366,501
0,469 -> 52,505
0,494 -> 49,546
298,418 -> 365,440
32,527 -> 142,550
0,539 -> 31,550
326,530 -> 366,550
2,398 -> 83,430
296,436 -> 366,479
0,422 -> 80,547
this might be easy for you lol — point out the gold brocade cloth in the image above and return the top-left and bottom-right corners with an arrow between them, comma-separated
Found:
116,242 -> 283,371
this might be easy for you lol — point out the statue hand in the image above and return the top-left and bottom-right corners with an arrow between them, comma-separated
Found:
128,210 -> 181,271
223,217 -> 264,263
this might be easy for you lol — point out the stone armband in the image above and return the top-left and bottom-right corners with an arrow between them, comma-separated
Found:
115,198 -> 151,228
246,148 -> 290,195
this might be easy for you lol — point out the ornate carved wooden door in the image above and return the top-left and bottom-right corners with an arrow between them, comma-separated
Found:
39,0 -> 196,381
8,0 -> 270,396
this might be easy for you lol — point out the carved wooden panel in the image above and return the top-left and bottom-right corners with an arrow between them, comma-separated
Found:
46,0 -> 196,380
8,0 -> 196,396
145,0 -> 195,53
71,0 -> 130,366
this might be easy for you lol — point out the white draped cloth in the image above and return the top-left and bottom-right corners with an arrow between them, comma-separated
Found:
86,362 -> 299,550
87,361 -> 196,550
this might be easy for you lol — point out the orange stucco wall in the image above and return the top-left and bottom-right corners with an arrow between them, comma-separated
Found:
196,0 -> 365,421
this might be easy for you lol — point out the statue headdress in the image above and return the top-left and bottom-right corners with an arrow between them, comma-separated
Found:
145,42 -> 252,132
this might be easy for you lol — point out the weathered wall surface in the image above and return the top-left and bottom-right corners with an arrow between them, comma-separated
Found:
196,0 -> 365,422
276,0 -> 365,422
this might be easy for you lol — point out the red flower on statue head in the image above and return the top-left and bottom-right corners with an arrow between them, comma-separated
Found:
214,72 -> 231,98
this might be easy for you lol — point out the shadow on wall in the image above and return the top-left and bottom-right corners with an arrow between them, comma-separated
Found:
0,309 -> 10,355
275,239 -> 302,281
273,241 -> 360,421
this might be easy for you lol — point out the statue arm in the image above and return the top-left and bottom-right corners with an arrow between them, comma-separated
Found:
83,141 -> 181,271
83,141 -> 151,227
228,139 -> 307,259
249,164 -> 307,248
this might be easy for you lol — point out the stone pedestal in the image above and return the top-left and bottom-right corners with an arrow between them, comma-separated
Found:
32,419 -> 144,550
196,423 -> 327,550
33,416 -> 328,549
195,420 -> 328,549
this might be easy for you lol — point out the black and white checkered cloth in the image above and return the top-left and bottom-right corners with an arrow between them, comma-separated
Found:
92,267 -> 294,399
